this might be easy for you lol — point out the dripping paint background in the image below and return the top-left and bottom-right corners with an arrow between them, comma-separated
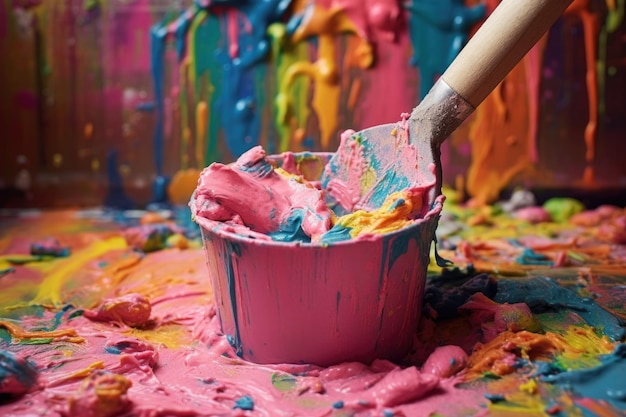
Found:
1,0 -> 625,209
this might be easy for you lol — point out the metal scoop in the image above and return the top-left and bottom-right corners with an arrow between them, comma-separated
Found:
322,0 -> 573,213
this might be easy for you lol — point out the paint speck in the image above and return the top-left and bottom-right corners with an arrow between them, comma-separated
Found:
607,389 -> 626,400
332,400 -> 344,409
234,395 -> 254,411
484,393 -> 506,403
383,409 -> 394,417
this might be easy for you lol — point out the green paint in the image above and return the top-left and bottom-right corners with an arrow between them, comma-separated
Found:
269,23 -> 311,151
598,0 -> 625,116
20,338 -> 54,345
542,198 -> 585,223
271,372 -> 297,392
190,12 -> 222,164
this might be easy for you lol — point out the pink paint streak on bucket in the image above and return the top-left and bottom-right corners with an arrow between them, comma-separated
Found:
193,153 -> 442,366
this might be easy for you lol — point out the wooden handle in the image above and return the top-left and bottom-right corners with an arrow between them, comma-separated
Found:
441,0 -> 573,108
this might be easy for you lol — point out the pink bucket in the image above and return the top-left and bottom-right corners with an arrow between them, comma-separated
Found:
194,153 -> 442,366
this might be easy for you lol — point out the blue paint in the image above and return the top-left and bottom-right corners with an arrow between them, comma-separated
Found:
208,0 -> 292,158
152,175 -> 170,205
319,224 -> 351,244
367,169 -> 410,210
104,150 -> 135,209
301,136 -> 315,150
423,273 -> 497,319
540,344 -> 626,411
134,101 -> 156,112
236,153 -> 274,178
405,0 -> 485,98
224,240 -> 244,357
149,24 -> 167,178
509,239 -> 554,266
388,198 -> 406,211
233,394 -> 254,411
484,393 -> 506,403
383,410 -> 395,417
30,242 -> 70,258
516,247 -> 554,266
174,9 -> 195,61
104,341 -> 133,355
0,267 -> 15,277
268,209 -> 312,243
332,400 -> 344,409
149,18 -> 180,204
43,304 -> 75,331
495,277 -> 625,341
0,350 -> 38,396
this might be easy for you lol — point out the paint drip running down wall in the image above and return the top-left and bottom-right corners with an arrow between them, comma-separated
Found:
0,0 -> 625,208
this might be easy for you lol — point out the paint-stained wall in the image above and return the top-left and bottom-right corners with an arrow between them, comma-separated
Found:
1,0 -> 625,208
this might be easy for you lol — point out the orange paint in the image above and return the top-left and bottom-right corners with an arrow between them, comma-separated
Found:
0,320 -> 84,344
466,61 -> 533,204
565,0 -> 600,185
195,101 -> 208,168
465,330 -> 558,380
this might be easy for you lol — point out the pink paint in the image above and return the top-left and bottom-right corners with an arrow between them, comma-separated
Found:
459,293 -> 539,342
324,129 -> 363,211
421,345 -> 468,378
0,304 -> 485,415
514,206 -> 552,223
227,8 -> 240,59
357,32 -> 415,132
191,147 -> 443,365
103,0 -> 154,75
192,146 -> 333,241
333,0 -> 402,41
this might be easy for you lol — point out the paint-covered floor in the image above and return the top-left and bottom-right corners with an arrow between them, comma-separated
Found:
0,199 -> 625,416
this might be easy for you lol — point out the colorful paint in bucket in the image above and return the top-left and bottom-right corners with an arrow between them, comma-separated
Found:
192,153 -> 442,366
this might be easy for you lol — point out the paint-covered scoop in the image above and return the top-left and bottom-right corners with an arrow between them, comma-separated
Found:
323,0 -> 573,212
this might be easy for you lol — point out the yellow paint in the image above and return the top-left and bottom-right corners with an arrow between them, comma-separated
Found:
519,378 -> 538,394
0,320 -> 84,343
277,5 -> 372,150
49,361 -> 106,388
127,324 -> 191,349
489,389 -> 584,416
180,58 -> 191,169
359,167 -> 377,195
335,191 -> 422,238
68,372 -> 132,416
195,101 -> 208,168
547,325 -> 614,369
29,237 -> 127,307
